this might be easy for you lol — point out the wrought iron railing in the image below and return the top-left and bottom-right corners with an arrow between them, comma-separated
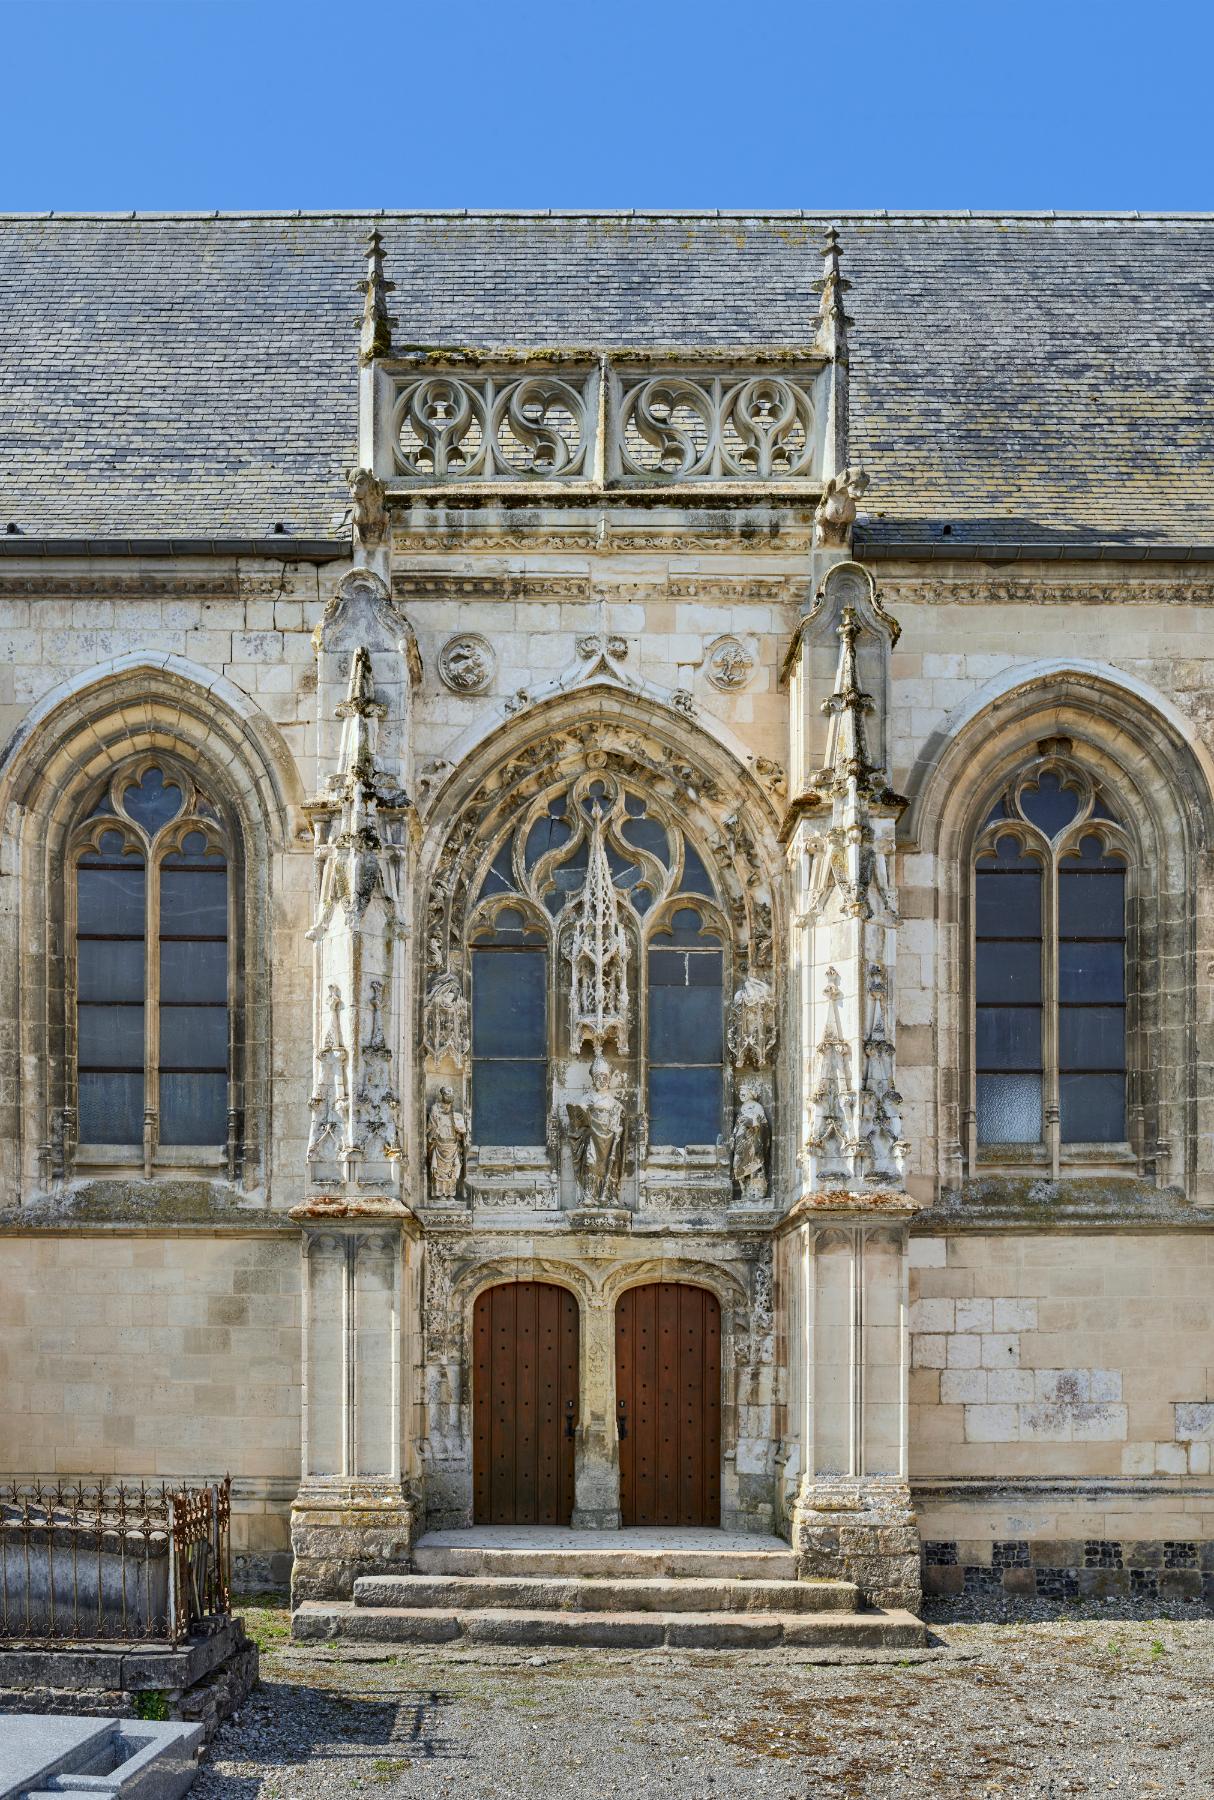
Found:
382,359 -> 825,487
0,1477 -> 231,1646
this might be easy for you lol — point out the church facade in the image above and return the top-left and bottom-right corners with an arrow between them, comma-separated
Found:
2,211 -> 1213,1612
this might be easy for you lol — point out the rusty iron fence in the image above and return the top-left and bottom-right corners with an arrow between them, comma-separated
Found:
0,1477 -> 231,1645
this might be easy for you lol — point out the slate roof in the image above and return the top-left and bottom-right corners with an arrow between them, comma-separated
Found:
1,211 -> 1213,550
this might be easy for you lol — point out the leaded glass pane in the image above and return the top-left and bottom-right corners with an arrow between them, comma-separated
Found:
160,1006 -> 229,1069
1060,1072 -> 1126,1143
160,868 -> 227,936
472,1061 -> 547,1147
649,1066 -> 722,1146
160,1073 -> 228,1146
120,766 -> 183,835
975,870 -> 1041,937
77,938 -> 143,1004
1019,771 -> 1079,838
1059,1008 -> 1126,1072
680,844 -> 716,897
77,864 -> 146,937
976,1072 -> 1042,1145
78,1072 -> 143,1145
471,948 -> 546,1057
160,939 -> 227,1004
649,983 -> 724,1063
975,1007 -> 1041,1071
975,940 -> 1041,1003
1059,940 -> 1124,1002
1059,868 -> 1125,937
77,1004 -> 145,1069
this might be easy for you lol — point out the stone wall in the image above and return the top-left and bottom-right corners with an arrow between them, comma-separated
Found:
0,1228 -> 300,1571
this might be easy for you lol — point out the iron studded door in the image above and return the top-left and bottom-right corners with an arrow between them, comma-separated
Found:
616,1282 -> 721,1527
473,1281 -> 578,1525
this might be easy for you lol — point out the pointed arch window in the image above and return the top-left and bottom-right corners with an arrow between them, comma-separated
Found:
463,776 -> 728,1152
72,762 -> 234,1159
973,759 -> 1128,1154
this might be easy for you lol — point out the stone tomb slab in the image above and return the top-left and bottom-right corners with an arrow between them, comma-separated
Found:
0,1712 -> 201,1799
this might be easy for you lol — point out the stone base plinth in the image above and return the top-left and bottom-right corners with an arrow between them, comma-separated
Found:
290,1481 -> 418,1604
792,1478 -> 921,1612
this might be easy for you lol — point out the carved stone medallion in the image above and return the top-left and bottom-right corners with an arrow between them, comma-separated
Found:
438,633 -> 495,694
705,635 -> 755,691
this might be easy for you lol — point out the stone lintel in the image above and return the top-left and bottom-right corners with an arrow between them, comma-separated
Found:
777,1188 -> 919,1235
290,1194 -> 419,1231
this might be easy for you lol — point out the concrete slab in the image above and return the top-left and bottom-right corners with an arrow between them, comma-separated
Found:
0,1712 -> 201,1799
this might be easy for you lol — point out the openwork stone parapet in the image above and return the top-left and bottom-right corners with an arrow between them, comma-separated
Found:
374,353 -> 832,494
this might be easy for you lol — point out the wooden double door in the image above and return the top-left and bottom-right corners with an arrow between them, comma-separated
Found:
471,1278 -> 721,1528
472,1281 -> 579,1525
616,1282 -> 721,1527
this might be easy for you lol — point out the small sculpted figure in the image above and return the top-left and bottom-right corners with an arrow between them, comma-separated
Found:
731,1081 -> 770,1202
426,1083 -> 466,1199
565,1055 -> 627,1207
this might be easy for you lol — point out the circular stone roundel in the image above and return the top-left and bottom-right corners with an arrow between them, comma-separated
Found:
438,633 -> 495,694
705,634 -> 755,691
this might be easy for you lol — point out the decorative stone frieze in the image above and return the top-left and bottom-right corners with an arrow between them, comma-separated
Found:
727,971 -> 777,1069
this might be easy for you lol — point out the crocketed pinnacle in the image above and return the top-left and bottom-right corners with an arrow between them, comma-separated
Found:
359,228 -> 397,363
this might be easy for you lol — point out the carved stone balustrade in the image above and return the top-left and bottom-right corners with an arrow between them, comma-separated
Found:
374,357 -> 830,490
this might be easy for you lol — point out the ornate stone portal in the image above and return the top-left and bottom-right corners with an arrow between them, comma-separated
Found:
291,225 -> 919,1610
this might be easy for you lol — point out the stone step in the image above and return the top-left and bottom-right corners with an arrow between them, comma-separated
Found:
354,1573 -> 859,1614
411,1544 -> 798,1581
294,1600 -> 927,1652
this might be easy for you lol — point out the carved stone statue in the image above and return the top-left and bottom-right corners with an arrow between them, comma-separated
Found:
426,1084 -> 466,1200
565,1055 -> 627,1207
727,971 -> 778,1069
813,465 -> 870,548
731,1081 -> 770,1202
423,972 -> 469,1067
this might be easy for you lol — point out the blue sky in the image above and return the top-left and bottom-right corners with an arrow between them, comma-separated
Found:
2,0 -> 1211,212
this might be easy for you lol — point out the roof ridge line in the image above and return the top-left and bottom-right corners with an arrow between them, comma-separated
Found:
1,207 -> 1213,223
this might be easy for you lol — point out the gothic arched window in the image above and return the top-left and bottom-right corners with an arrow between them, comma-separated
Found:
72,761 -> 234,1157
465,775 -> 728,1152
973,757 -> 1128,1153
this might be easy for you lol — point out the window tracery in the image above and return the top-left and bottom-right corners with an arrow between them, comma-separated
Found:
420,726 -> 781,1212
70,758 -> 236,1168
972,750 -> 1130,1156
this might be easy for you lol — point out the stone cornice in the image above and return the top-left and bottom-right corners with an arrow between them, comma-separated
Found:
875,576 -> 1214,606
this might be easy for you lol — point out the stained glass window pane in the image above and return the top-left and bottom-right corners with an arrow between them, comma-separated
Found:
976,1073 -> 1042,1145
680,844 -> 716,898
649,983 -> 724,1063
621,816 -> 671,865
160,1007 -> 229,1070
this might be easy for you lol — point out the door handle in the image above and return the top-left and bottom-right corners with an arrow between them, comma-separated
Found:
565,1399 -> 576,1441
617,1402 -> 628,1441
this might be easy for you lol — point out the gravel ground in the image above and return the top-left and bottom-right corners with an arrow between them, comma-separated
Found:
194,1598 -> 1214,1798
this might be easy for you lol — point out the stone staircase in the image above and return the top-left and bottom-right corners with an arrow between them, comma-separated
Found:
292,1529 -> 927,1651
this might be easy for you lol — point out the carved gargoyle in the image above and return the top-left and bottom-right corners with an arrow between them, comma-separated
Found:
349,468 -> 388,547
813,466 -> 870,548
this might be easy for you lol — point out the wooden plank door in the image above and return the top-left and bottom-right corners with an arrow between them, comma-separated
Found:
616,1282 -> 721,1527
472,1281 -> 578,1525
